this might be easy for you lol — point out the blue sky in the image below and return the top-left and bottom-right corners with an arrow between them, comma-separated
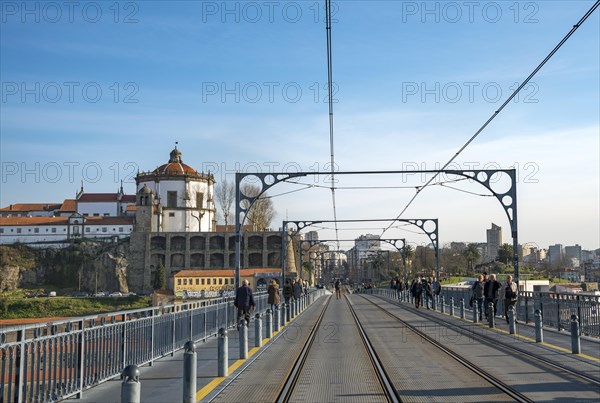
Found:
1,1 -> 599,251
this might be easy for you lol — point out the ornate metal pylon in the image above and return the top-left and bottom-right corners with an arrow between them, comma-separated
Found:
235,169 -> 518,288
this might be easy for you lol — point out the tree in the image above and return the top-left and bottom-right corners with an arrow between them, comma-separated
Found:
463,243 -> 481,275
241,183 -> 275,231
153,262 -> 166,290
215,180 -> 235,226
497,243 -> 514,266
404,244 -> 415,277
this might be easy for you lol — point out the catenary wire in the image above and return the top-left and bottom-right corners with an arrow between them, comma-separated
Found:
381,1 -> 600,237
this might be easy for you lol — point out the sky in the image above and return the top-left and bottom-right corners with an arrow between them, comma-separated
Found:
1,1 -> 599,251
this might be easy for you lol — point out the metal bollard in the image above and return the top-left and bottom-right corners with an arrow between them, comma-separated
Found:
508,306 -> 516,334
450,297 -> 455,317
274,305 -> 281,332
218,328 -> 228,377
266,309 -> 273,339
284,302 -> 290,324
239,320 -> 248,359
473,302 -> 478,323
255,313 -> 263,348
440,296 -> 445,314
534,309 -> 543,343
488,302 -> 495,328
183,341 -> 197,403
460,298 -> 465,319
120,365 -> 140,403
570,314 -> 580,354
432,295 -> 436,311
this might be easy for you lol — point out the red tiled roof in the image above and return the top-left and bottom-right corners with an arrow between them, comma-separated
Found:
0,216 -> 68,226
58,199 -> 77,212
122,195 -> 136,203
80,217 -> 134,225
174,268 -> 281,277
0,203 -> 61,212
125,205 -> 137,211
153,162 -> 198,175
77,193 -> 119,202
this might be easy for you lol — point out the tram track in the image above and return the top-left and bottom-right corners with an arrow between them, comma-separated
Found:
357,294 -> 534,403
276,294 -> 400,403
371,293 -> 600,389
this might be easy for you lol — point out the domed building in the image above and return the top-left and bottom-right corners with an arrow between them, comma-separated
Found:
135,146 -> 216,232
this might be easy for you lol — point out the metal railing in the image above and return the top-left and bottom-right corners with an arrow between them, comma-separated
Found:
365,286 -> 600,337
0,289 -> 325,402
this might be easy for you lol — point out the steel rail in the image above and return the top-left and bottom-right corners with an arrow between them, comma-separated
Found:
375,293 -> 600,388
345,296 -> 401,403
275,295 -> 332,403
358,294 -> 534,403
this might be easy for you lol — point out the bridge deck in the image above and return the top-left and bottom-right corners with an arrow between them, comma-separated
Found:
70,291 -> 600,402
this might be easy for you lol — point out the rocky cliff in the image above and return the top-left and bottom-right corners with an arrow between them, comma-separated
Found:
0,241 -> 131,293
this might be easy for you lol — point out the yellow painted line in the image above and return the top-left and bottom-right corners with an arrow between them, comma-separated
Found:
196,326 -> 288,401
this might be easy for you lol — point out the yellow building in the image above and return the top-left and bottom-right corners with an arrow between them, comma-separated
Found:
174,268 -> 281,299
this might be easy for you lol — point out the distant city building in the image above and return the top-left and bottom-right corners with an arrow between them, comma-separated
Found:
305,231 -> 319,242
486,223 -> 503,262
548,244 -> 564,266
565,244 -> 582,267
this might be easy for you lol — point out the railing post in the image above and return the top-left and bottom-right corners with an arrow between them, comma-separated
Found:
473,302 -> 478,323
450,297 -> 455,317
274,305 -> 281,332
508,306 -> 516,334
286,302 -> 291,323
488,302 -> 495,328
77,319 -> 85,398
460,298 -> 465,319
218,328 -> 228,377
239,320 -> 248,359
120,365 -> 140,403
183,341 -> 197,403
266,309 -> 273,339
440,296 -> 445,314
255,313 -> 263,348
535,309 -> 543,343
571,314 -> 581,354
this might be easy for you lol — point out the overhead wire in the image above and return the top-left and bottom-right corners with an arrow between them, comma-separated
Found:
381,1 -> 600,237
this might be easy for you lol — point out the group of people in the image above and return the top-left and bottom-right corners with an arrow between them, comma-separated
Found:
406,277 -> 442,309
234,278 -> 307,328
471,272 -> 518,323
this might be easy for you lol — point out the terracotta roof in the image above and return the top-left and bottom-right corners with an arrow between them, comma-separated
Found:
125,205 -> 137,211
0,216 -> 68,226
77,193 -> 120,202
0,203 -> 61,212
153,162 -> 199,175
58,199 -> 77,212
0,216 -> 133,226
122,195 -> 136,203
174,268 -> 281,277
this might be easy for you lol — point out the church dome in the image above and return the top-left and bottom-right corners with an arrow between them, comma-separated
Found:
153,146 -> 199,175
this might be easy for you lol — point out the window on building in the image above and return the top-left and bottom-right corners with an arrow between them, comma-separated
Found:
167,191 -> 177,208
201,279 -> 205,285
17,228 -> 22,233
83,213 -> 88,217
104,213 -> 110,216
177,279 -> 181,285
196,192 -> 204,209
119,227 -> 123,232
73,220 -> 79,224
183,279 -> 188,285
28,229 -> 31,232
34,228 -> 39,233
224,278 -> 229,285
0,229 -> 3,234
93,213 -> 100,216
102,227 -> 107,233
218,278 -> 223,285
86,228 -> 91,233
169,212 -> 175,217
51,228 -> 56,233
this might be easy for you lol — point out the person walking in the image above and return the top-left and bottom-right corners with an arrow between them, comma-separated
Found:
267,279 -> 280,312
234,279 -> 255,328
411,278 -> 423,308
471,275 -> 485,321
424,278 -> 434,309
283,279 -> 293,304
396,277 -> 404,300
484,274 -> 501,319
501,275 -> 519,324
293,279 -> 303,300
334,278 -> 341,299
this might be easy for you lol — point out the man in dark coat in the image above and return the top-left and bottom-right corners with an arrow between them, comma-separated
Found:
484,273 -> 501,318
234,279 -> 255,327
